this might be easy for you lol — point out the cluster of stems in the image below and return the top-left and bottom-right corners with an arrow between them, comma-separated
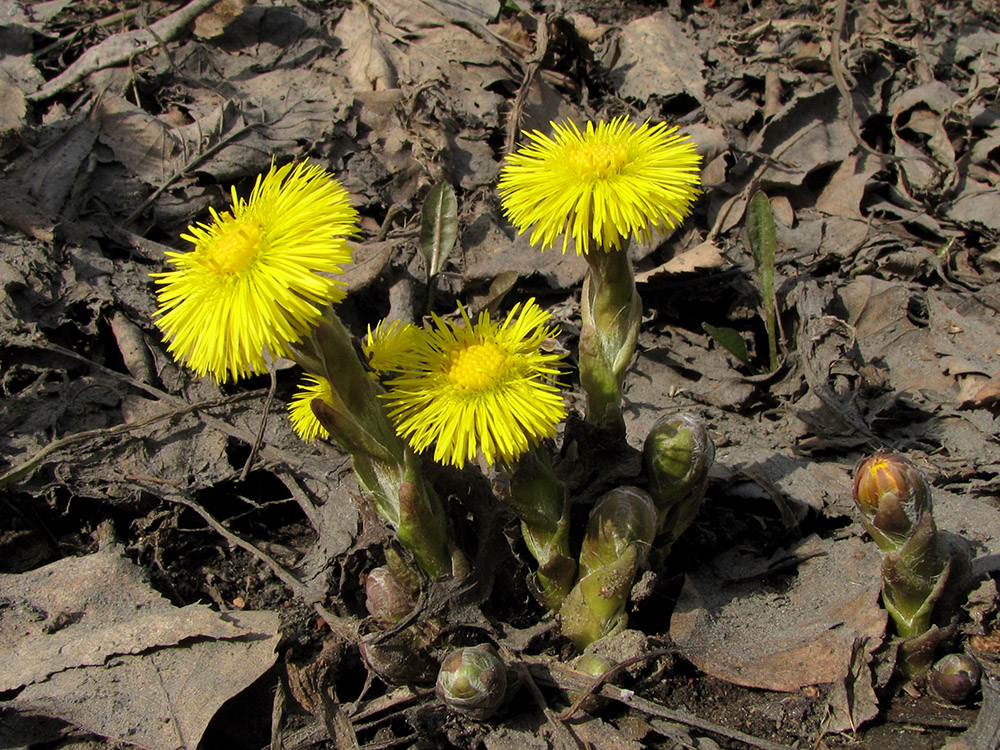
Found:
502,413 -> 712,651
291,309 -> 457,579
852,452 -> 969,678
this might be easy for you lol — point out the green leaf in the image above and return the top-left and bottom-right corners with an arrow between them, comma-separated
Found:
746,190 -> 779,372
746,191 -> 776,306
419,183 -> 458,279
702,323 -> 751,367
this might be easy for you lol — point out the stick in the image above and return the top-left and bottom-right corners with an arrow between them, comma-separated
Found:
28,0 -> 219,103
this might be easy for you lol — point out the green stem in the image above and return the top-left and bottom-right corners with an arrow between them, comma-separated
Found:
579,243 -> 642,430
501,448 -> 576,610
293,309 -> 454,578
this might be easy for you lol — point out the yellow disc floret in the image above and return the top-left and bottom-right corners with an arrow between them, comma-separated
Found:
203,219 -> 263,276
446,342 -> 508,392
569,142 -> 629,180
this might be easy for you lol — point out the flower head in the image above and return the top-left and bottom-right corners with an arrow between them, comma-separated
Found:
382,299 -> 567,468
152,161 -> 359,382
364,318 -> 420,376
288,374 -> 335,442
498,117 -> 701,255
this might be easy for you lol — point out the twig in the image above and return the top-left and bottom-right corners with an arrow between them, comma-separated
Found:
556,648 -> 672,720
829,0 -> 898,165
0,391 -> 262,491
503,14 -> 551,156
124,113 -> 272,225
512,662 -> 583,750
28,0 -> 219,103
40,342 -> 318,469
534,660 -> 795,750
148,483 -> 361,643
240,369 -> 278,481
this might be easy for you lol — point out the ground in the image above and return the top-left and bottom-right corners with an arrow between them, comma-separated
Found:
1,0 -> 999,749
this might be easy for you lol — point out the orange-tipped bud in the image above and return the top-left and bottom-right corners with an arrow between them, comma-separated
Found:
852,453 -> 932,550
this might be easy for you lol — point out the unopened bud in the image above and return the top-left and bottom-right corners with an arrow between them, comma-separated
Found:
436,645 -> 508,720
928,653 -> 981,704
643,413 -> 714,538
365,566 -> 415,625
853,453 -> 932,550
360,635 -> 436,685
579,487 -> 658,577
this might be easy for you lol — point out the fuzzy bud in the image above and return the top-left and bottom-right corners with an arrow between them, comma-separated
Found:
643,413 -> 714,540
365,566 -> 415,625
436,645 -> 508,720
578,487 -> 658,577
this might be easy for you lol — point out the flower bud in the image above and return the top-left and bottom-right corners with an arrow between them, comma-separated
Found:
579,487 -> 658,577
365,566 -> 415,626
360,635 -> 437,685
436,645 -> 508,720
853,453 -> 933,551
928,653 -> 981,704
643,413 -> 714,539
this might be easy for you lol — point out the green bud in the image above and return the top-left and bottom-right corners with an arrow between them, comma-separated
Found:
436,645 -> 508,720
642,413 -> 714,540
561,487 -> 657,650
928,653 -> 981,704
579,487 -> 658,577
365,566 -> 415,626
853,453 -> 932,552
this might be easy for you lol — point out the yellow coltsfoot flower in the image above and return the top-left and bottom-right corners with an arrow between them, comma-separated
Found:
288,374 -> 336,442
152,161 -> 359,382
364,318 -> 421,377
498,116 -> 701,255
382,299 -> 567,468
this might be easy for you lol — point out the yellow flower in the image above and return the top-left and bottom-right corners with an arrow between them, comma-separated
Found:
382,299 -> 567,468
364,318 -> 420,376
152,161 -> 359,382
288,374 -> 335,442
498,117 -> 701,255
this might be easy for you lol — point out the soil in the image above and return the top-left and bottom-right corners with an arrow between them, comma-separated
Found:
2,1 -> 999,749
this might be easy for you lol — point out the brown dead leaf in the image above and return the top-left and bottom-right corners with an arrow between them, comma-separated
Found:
0,78 -> 25,138
670,535 -> 886,692
962,371 -> 1000,411
337,4 -> 399,91
606,10 -> 706,104
95,94 -> 181,184
749,86 -> 854,189
193,0 -> 248,39
816,153 -> 880,219
890,81 -> 959,197
2,543 -> 280,750
825,636 -> 882,733
634,241 -> 725,281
